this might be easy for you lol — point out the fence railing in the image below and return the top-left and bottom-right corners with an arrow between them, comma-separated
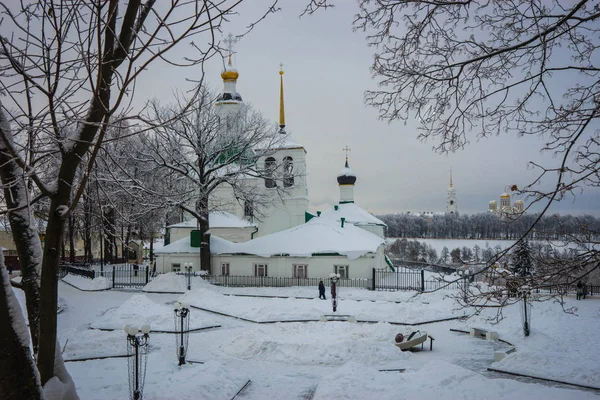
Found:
534,284 -> 599,297
59,263 -> 153,289
372,267 -> 424,291
202,275 -> 372,289
423,279 -> 464,291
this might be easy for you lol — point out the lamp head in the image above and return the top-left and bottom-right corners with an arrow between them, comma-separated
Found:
140,324 -> 151,334
174,302 -> 182,310
127,325 -> 138,336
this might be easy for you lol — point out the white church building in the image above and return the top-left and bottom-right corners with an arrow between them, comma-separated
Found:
154,46 -> 388,280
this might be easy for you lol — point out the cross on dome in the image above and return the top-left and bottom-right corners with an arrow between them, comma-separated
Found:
343,145 -> 351,161
224,33 -> 238,57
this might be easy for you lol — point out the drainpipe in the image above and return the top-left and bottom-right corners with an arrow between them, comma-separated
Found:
317,211 -> 321,217
251,227 -> 259,240
341,217 -> 345,228
334,205 -> 339,211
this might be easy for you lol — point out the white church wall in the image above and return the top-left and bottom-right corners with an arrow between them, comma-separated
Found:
170,227 -> 195,243
155,253 -> 202,274
211,252 -> 381,280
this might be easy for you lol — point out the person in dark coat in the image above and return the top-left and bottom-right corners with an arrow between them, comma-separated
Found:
576,280 -> 583,300
318,280 -> 326,300
133,263 -> 139,277
7,264 -> 13,275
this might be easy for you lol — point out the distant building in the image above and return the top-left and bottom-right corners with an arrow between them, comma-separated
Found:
489,193 -> 525,215
446,170 -> 458,215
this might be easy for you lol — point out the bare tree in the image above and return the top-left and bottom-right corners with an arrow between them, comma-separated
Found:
0,1 -> 280,396
138,86 -> 288,272
351,0 -> 600,307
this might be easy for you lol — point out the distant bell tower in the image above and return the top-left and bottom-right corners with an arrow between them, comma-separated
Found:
337,146 -> 356,204
446,169 -> 458,214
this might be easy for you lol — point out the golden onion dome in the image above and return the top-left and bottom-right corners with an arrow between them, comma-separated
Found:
500,192 -> 510,199
221,69 -> 239,81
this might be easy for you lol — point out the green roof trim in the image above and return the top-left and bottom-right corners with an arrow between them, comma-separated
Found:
384,254 -> 396,272
305,211 -> 316,223
339,200 -> 355,204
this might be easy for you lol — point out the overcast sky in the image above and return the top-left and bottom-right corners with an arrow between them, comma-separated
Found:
136,1 -> 600,217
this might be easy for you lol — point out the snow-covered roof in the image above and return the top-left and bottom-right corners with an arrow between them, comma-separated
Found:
276,134 -> 304,150
156,218 -> 384,260
318,203 -> 386,227
255,132 -> 304,151
168,212 -> 256,229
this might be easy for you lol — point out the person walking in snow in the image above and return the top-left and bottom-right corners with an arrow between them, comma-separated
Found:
318,280 -> 326,300
7,264 -> 13,275
576,280 -> 583,300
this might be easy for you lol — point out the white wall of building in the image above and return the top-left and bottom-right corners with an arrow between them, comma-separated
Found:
155,246 -> 385,279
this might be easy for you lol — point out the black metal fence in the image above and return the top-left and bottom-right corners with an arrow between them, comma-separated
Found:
372,267 -> 424,291
203,275 -> 372,289
59,263 -> 96,280
536,284 -> 600,297
423,279 -> 465,291
112,265 -> 151,288
59,263 -> 153,289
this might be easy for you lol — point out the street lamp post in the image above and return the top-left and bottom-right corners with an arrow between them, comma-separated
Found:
185,263 -> 192,291
174,302 -> 190,366
459,269 -> 470,302
124,324 -> 151,400
329,273 -> 340,313
520,286 -> 531,337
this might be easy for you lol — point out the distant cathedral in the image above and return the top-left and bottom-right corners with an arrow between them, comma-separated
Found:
488,192 -> 524,215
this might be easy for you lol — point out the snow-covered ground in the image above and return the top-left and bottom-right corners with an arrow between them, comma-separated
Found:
11,275 -> 600,399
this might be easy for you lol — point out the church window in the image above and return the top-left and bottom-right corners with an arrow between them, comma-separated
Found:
264,157 -> 276,188
254,263 -> 268,277
221,262 -> 230,276
293,264 -> 307,278
283,156 -> 294,187
334,265 -> 349,279
171,263 -> 181,273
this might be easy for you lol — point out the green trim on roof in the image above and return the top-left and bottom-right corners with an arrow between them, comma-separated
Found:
311,252 -> 342,257
305,211 -> 316,223
339,200 -> 355,204
384,254 -> 396,272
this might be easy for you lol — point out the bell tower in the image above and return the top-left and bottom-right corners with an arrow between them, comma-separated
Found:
446,169 -> 458,214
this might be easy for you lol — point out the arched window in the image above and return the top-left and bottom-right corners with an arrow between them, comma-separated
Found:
283,156 -> 294,187
264,157 -> 276,188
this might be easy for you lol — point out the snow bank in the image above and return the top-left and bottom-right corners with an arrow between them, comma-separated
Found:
143,272 -> 212,293
61,330 -> 128,361
90,294 -> 217,332
62,274 -> 111,291
486,297 -> 600,389
221,322 -> 409,366
313,360 -> 598,400
179,288 -> 462,323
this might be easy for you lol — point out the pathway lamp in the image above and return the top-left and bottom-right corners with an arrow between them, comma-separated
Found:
329,273 -> 340,312
124,323 -> 151,400
174,302 -> 190,366
184,263 -> 193,290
